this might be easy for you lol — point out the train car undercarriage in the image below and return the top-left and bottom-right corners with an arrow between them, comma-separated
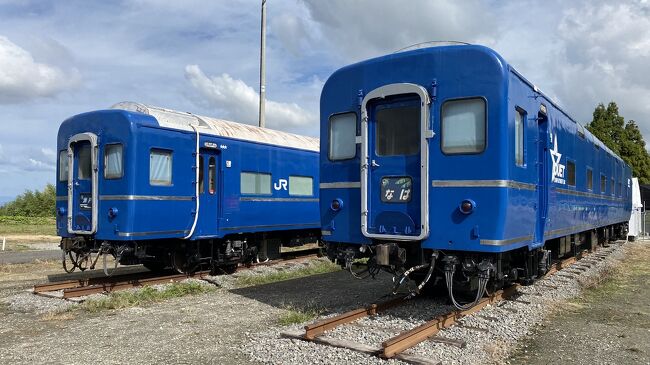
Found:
326,223 -> 628,310
60,229 -> 320,276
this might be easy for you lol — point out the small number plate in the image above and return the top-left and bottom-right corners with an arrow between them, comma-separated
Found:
79,193 -> 92,210
380,177 -> 412,203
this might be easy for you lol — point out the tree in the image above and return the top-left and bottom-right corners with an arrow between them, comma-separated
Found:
586,102 -> 650,184
0,184 -> 56,217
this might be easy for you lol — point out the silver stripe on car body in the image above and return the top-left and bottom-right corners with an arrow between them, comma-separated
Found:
480,234 -> 533,246
553,187 -> 623,201
118,230 -> 189,237
319,182 -> 361,189
221,222 -> 320,231
431,180 -> 537,191
239,197 -> 318,202
99,195 -> 194,201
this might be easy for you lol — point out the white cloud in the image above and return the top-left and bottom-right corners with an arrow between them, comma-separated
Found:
0,144 -> 56,173
0,36 -> 80,104
28,158 -> 55,172
299,0 -> 497,62
184,65 -> 317,130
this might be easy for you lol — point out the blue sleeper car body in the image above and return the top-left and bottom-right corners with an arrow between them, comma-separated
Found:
56,102 -> 320,272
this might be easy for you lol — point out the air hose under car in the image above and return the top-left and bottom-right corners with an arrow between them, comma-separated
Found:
443,257 -> 493,310
392,251 -> 439,298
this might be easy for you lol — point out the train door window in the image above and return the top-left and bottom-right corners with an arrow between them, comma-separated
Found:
567,160 -> 576,187
618,181 -> 622,197
600,174 -> 606,194
78,145 -> 92,180
441,98 -> 486,154
515,108 -> 525,167
104,144 -> 123,179
611,178 -> 615,196
59,150 -> 68,182
289,176 -> 313,196
208,157 -> 216,194
198,156 -> 204,193
329,112 -> 356,160
586,168 -> 593,191
241,172 -> 271,195
376,106 -> 420,156
150,149 -> 173,186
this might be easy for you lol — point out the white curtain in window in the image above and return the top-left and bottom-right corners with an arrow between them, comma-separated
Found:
329,113 -> 356,160
442,99 -> 486,154
289,176 -> 313,196
241,172 -> 271,194
515,111 -> 524,166
150,151 -> 172,185
105,145 -> 123,178
59,150 -> 68,181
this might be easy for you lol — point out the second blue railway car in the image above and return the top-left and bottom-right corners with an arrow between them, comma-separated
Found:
319,44 -> 632,308
56,102 -> 320,274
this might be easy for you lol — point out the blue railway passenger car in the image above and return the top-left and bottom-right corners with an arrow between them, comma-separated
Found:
56,102 -> 320,274
319,44 -> 632,308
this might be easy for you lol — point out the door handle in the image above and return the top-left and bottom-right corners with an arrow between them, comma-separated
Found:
371,160 -> 380,168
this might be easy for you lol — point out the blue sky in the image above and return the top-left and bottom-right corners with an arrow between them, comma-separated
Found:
1,0 -> 649,200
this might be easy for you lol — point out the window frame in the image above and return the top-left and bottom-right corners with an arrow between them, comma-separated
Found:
208,156 -> 217,195
328,112 -> 358,161
77,144 -> 92,180
374,101 -> 421,157
103,143 -> 124,180
566,159 -> 576,187
288,175 -> 314,197
59,150 -> 69,182
514,107 -> 526,167
149,148 -> 173,186
600,174 -> 607,194
440,96 -> 488,155
240,172 -> 272,195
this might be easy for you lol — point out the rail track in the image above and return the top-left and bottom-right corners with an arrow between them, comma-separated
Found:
283,243 -> 618,365
33,247 -> 321,300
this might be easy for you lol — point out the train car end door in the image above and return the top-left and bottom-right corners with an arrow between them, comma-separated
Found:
196,148 -> 221,237
360,83 -> 431,241
67,133 -> 98,234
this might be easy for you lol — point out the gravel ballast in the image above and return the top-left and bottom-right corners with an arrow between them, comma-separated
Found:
0,242 -> 635,365
243,242 -> 628,365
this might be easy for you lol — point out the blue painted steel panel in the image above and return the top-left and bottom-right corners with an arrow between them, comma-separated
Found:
320,45 -> 632,254
56,108 -> 320,243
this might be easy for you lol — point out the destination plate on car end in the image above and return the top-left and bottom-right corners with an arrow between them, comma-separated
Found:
380,177 -> 412,203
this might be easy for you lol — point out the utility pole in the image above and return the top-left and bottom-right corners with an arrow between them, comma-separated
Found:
258,0 -> 267,128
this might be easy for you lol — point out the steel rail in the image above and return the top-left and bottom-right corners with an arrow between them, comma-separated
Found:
291,242 -> 618,364
33,246 -> 321,298
62,271 -> 210,299
304,295 -> 408,340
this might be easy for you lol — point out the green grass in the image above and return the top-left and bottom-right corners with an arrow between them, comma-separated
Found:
0,216 -> 57,236
277,305 -> 324,326
236,260 -> 340,288
81,281 -> 215,312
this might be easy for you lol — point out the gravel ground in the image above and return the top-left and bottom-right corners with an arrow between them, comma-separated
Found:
0,257 -> 394,364
0,242 -> 635,365
243,242 -> 628,365
0,250 -> 61,264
